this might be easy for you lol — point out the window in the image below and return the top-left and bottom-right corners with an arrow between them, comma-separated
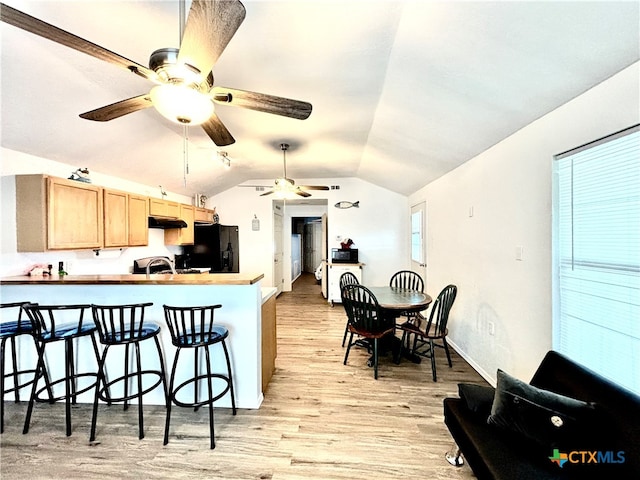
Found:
553,125 -> 640,395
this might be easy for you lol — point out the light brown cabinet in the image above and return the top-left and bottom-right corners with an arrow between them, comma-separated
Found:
194,207 -> 213,223
103,189 -> 129,247
261,293 -> 277,392
128,194 -> 149,246
102,189 -> 149,248
16,174 -> 210,251
149,198 -> 180,218
16,175 -> 104,252
164,204 -> 194,245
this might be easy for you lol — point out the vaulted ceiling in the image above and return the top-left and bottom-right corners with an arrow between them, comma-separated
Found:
1,1 -> 638,197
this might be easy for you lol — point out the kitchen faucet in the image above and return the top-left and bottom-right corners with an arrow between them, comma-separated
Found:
146,257 -> 176,274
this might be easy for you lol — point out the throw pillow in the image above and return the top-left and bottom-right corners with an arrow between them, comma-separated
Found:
487,369 -> 598,450
458,383 -> 494,418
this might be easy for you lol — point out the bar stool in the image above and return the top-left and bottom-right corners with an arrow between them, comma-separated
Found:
162,304 -> 236,449
90,302 -> 168,441
22,304 -> 100,436
1,302 -> 41,433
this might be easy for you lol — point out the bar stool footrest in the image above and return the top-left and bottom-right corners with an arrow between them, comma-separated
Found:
98,370 -> 165,403
171,374 -> 232,409
3,368 -> 39,395
34,373 -> 98,403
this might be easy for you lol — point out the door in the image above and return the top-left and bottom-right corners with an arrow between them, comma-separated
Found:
273,207 -> 284,295
410,202 -> 427,284
321,213 -> 328,298
312,221 -> 322,269
303,223 -> 314,272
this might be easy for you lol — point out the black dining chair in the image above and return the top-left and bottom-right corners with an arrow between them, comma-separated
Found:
389,270 -> 425,326
339,272 -> 360,347
341,284 -> 396,379
389,270 -> 424,292
398,284 -> 457,381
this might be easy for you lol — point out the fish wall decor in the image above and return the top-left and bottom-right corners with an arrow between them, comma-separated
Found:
334,201 -> 359,209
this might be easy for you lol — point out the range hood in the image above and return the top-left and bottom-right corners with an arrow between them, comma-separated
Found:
148,217 -> 188,229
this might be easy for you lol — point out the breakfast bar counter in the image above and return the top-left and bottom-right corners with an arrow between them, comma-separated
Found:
0,273 -> 272,409
0,272 -> 264,285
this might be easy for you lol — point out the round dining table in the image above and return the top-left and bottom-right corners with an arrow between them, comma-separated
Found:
363,286 -> 432,364
366,286 -> 432,316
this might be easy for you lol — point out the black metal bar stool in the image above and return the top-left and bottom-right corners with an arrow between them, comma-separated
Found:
22,303 -> 100,436
1,302 -> 43,433
90,302 -> 168,441
162,304 -> 236,449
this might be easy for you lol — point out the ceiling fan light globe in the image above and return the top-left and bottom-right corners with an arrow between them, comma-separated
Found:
150,84 -> 214,125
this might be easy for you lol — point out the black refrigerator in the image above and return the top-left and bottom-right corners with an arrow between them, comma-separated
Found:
182,224 -> 239,273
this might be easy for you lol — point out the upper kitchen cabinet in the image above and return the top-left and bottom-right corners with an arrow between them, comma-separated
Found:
164,204 -> 195,245
128,193 -> 149,246
16,175 -> 104,251
103,189 -> 128,247
103,190 -> 149,248
194,207 -> 218,223
149,198 -> 180,218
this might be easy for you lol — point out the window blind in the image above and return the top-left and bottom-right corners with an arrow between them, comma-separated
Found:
553,125 -> 640,395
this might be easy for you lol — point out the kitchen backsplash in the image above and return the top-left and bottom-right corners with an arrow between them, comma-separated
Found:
0,229 -> 181,277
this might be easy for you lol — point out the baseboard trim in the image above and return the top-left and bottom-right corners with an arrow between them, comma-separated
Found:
448,340 -> 497,387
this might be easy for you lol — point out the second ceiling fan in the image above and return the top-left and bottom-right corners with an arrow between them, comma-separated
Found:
0,0 -> 312,146
244,143 -> 329,198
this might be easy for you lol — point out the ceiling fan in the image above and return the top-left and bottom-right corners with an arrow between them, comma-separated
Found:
0,1 -> 312,147
243,143 -> 329,198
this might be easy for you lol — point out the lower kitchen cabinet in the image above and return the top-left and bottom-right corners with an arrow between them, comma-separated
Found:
261,290 -> 277,393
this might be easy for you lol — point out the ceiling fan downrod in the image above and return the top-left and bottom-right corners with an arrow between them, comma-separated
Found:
281,143 -> 289,179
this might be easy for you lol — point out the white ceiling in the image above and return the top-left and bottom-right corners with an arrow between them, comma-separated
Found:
1,1 -> 638,197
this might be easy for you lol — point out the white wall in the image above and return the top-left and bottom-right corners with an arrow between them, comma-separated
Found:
0,149 -> 192,277
409,62 -> 640,385
207,178 -> 410,290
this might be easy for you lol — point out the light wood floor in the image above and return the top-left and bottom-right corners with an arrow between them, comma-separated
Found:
1,273 -> 484,479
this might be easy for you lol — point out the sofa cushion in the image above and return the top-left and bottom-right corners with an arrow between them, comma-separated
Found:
458,383 -> 494,418
487,369 -> 599,450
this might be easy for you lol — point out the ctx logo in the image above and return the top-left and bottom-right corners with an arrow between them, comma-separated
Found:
549,449 -> 626,468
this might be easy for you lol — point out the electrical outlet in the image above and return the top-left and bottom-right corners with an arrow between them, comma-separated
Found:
488,321 -> 495,336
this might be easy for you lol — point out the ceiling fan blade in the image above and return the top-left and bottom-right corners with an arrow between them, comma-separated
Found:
260,190 -> 275,197
0,3 -> 158,82
212,87 -> 312,120
299,185 -> 330,191
201,113 -> 235,146
295,190 -> 312,198
79,95 -> 152,122
178,0 -> 246,77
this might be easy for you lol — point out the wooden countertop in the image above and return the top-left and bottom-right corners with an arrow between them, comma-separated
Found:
0,273 -> 264,286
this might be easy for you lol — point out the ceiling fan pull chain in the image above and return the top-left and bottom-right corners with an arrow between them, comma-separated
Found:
183,124 -> 189,187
